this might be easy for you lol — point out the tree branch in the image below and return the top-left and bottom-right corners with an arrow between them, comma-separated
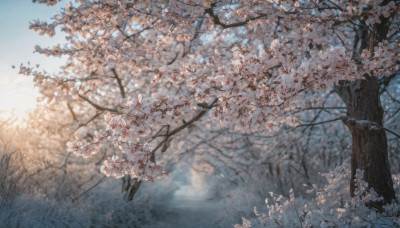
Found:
149,98 -> 218,158
341,116 -> 400,139
71,176 -> 106,202
205,6 -> 267,29
67,102 -> 78,122
296,117 -> 342,128
111,68 -> 126,99
78,94 -> 120,113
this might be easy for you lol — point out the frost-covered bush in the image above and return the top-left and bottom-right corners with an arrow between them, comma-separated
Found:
0,176 -> 180,228
0,119 -> 31,206
0,197 -> 88,228
81,178 -> 178,227
0,149 -> 26,205
235,160 -> 400,228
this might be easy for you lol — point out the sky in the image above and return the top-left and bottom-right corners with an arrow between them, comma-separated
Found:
0,0 -> 67,119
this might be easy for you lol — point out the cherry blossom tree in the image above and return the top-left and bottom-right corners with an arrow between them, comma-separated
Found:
26,0 -> 400,203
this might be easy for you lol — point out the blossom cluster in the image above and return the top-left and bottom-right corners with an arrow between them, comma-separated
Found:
67,92 -> 200,180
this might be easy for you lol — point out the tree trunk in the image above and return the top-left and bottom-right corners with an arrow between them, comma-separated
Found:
121,176 -> 142,201
334,0 -> 396,205
335,78 -> 395,204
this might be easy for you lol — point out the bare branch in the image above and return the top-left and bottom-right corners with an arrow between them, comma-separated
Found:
78,94 -> 120,113
111,68 -> 126,99
67,102 -> 78,122
205,6 -> 267,29
296,117 -> 342,128
71,176 -> 106,202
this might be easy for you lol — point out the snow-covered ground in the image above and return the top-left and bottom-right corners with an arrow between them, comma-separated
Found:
157,184 -> 223,228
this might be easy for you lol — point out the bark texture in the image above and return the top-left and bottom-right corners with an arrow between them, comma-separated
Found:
336,78 -> 395,203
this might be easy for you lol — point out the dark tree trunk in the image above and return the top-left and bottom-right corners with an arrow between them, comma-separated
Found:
121,176 -> 142,201
335,0 -> 396,204
335,78 -> 395,204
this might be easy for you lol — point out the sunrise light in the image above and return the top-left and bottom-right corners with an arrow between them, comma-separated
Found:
0,81 -> 37,120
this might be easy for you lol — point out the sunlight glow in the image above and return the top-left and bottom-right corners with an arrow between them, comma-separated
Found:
0,77 -> 38,120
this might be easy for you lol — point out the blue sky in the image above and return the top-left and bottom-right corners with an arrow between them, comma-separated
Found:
0,0 -> 67,118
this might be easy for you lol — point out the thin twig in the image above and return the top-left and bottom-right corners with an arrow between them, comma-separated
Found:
71,176 -> 106,202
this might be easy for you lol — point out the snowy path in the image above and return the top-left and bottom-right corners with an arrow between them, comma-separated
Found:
152,185 -> 224,228
159,199 -> 221,228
